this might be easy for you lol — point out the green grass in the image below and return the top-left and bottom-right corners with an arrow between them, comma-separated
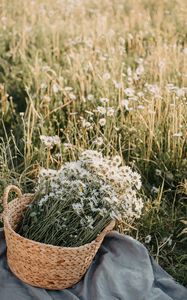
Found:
0,0 -> 187,286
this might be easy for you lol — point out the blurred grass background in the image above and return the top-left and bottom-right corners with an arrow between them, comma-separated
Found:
0,0 -> 187,286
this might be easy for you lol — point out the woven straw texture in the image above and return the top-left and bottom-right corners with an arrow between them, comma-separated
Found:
2,185 -> 115,290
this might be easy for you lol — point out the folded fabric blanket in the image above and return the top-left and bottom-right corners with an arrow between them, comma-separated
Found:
0,229 -> 186,300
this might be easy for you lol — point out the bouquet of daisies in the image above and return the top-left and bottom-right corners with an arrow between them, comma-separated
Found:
18,150 -> 143,247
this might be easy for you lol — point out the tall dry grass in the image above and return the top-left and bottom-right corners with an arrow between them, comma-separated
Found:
0,0 -> 187,285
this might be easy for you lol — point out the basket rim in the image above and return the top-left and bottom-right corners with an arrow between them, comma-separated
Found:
4,194 -> 115,251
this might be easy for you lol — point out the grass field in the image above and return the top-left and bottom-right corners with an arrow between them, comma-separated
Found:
0,0 -> 187,286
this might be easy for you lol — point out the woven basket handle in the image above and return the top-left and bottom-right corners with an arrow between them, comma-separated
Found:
2,185 -> 22,216
95,220 -> 115,243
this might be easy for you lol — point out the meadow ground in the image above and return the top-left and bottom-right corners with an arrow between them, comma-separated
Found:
0,0 -> 187,286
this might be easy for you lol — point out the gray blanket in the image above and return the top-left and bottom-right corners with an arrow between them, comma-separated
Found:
0,229 -> 186,300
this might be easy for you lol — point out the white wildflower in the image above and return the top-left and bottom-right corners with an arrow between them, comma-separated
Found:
145,84 -> 160,95
69,93 -> 76,100
100,97 -> 109,104
131,172 -> 142,190
136,64 -> 144,76
137,92 -> 144,98
107,107 -> 115,117
112,155 -> 122,167
124,87 -> 135,97
175,88 -> 185,97
64,143 -> 74,149
52,83 -> 61,93
85,216 -> 94,229
99,118 -> 106,126
151,186 -> 159,194
93,137 -> 104,146
72,203 -> 84,215
121,99 -> 129,110
87,94 -> 94,101
40,135 -> 61,148
97,106 -> 106,114
145,235 -> 152,244
39,167 -> 58,177
40,83 -> 47,90
82,119 -> 92,129
38,195 -> 49,207
155,169 -> 162,176
102,73 -> 111,81
113,80 -> 123,89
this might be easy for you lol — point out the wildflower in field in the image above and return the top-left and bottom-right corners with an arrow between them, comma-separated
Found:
39,167 -> 58,178
135,64 -> 144,77
40,135 -> 61,148
100,97 -> 109,104
175,88 -> 185,97
151,186 -> 159,194
129,96 -> 138,102
40,83 -> 47,90
82,119 -> 93,129
99,118 -> 106,126
166,83 -> 176,92
93,137 -> 104,146
137,92 -> 144,98
63,143 -> 74,149
97,106 -> 106,114
155,169 -> 162,176
145,235 -> 152,244
124,87 -> 135,97
145,84 -> 160,96
87,94 -> 95,101
113,80 -> 123,89
68,93 -> 76,100
102,72 -> 111,81
107,107 -> 115,116
121,99 -> 129,110
52,83 -> 61,93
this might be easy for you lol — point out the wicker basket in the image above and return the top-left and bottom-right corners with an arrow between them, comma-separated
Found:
2,185 -> 115,290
